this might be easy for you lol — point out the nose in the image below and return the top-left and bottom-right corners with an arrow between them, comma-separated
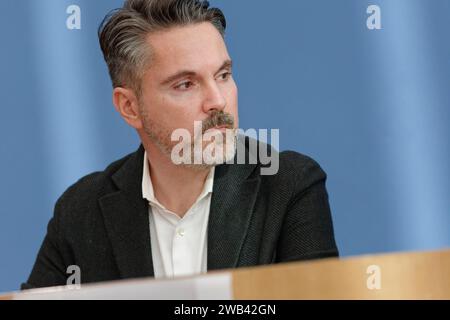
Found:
202,81 -> 226,114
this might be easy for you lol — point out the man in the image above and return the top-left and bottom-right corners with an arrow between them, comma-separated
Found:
23,0 -> 338,289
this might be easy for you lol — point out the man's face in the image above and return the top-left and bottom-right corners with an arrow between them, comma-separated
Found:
137,22 -> 239,167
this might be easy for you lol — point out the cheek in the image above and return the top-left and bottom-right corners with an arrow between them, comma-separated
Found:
225,81 -> 239,122
149,93 -> 198,128
165,94 -> 208,131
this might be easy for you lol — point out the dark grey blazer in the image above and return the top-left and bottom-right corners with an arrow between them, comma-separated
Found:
22,136 -> 338,289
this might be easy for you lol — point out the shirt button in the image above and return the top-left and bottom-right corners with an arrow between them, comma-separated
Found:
177,228 -> 185,237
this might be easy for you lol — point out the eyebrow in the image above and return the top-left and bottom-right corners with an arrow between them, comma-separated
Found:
160,59 -> 233,86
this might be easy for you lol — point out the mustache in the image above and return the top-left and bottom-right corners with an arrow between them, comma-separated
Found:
202,111 -> 235,133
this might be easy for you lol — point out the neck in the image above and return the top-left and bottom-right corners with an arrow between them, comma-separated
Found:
143,141 -> 211,218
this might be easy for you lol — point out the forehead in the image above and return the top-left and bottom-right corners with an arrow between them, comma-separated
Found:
145,22 -> 230,76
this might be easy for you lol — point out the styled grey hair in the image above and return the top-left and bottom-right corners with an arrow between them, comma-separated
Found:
98,0 -> 227,96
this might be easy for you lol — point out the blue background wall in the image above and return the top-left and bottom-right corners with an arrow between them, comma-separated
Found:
1,0 -> 449,292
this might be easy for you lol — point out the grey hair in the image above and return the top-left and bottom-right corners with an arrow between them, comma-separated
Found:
98,0 -> 227,96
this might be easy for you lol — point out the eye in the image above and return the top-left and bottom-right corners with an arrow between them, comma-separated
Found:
174,80 -> 195,91
218,72 -> 232,81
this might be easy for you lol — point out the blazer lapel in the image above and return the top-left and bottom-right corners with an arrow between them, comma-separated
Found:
208,143 -> 261,271
99,145 -> 155,279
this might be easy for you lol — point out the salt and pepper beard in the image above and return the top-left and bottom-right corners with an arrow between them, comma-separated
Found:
140,107 -> 237,170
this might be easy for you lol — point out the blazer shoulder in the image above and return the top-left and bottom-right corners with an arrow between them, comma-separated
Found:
279,150 -> 325,173
242,134 -> 327,186
54,148 -> 137,219
277,150 -> 328,188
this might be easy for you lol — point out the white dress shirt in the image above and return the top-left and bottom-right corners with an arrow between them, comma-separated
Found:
141,151 -> 215,279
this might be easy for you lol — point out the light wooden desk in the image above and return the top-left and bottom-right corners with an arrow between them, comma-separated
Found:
1,249 -> 449,300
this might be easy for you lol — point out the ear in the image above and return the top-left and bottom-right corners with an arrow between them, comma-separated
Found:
112,87 -> 143,129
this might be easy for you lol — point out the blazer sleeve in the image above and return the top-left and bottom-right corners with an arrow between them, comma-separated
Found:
21,199 -> 69,290
276,154 -> 339,262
